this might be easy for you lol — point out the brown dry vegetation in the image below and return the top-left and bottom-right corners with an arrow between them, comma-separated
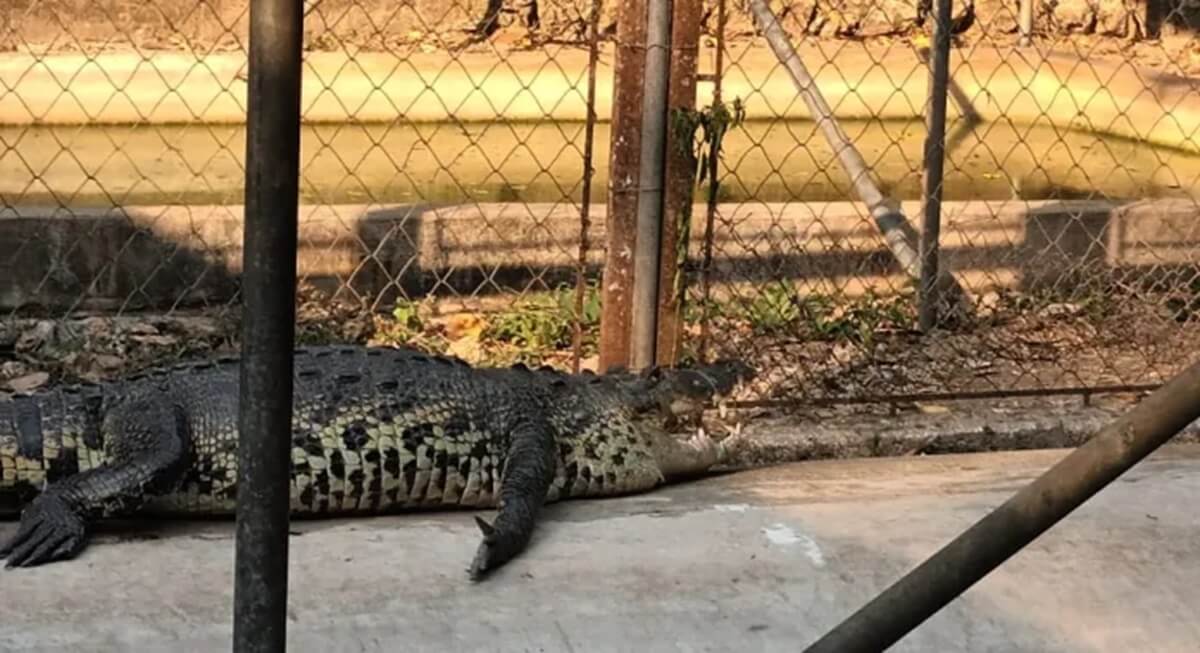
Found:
1,0 -> 1198,75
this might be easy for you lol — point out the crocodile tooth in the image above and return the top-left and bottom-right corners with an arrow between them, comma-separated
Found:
718,402 -> 729,420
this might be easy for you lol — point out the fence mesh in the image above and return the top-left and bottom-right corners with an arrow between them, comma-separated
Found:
0,0 -> 607,389
687,0 -> 1200,405
1,0 -> 1198,410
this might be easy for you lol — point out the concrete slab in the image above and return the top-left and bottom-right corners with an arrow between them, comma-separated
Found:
2,445 -> 1199,652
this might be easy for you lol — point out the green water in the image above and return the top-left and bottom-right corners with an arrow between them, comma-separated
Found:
1,118 -> 1196,207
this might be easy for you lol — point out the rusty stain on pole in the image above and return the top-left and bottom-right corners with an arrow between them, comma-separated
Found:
599,0 -> 649,371
655,0 -> 703,367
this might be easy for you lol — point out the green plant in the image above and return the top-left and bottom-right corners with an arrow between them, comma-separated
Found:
668,98 -> 747,318
391,298 -> 423,334
554,281 -> 602,330
805,290 -> 916,347
486,282 -> 602,352
740,283 -> 804,334
373,297 -> 436,348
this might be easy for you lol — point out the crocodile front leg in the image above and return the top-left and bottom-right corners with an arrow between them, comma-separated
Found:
0,400 -> 190,568
468,419 -> 556,581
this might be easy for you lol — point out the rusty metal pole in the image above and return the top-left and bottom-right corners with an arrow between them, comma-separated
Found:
805,356 -> 1200,652
599,0 -> 649,371
654,0 -> 703,367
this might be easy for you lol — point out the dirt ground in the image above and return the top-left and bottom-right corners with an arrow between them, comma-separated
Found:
2,282 -> 1193,424
2,0 -> 1199,78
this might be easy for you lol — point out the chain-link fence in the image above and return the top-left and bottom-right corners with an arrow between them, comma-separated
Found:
0,0 -> 610,388
2,0 -> 1198,410
687,0 -> 1200,406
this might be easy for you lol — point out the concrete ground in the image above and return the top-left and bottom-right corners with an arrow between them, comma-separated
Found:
2,445 -> 1199,652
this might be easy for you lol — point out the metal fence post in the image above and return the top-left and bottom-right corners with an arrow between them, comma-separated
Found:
918,0 -> 953,332
629,0 -> 674,370
804,356 -> 1200,652
654,0 -> 703,367
599,0 -> 650,371
232,0 -> 303,649
1018,0 -> 1035,46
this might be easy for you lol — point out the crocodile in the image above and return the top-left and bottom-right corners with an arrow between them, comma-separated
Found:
0,344 -> 754,579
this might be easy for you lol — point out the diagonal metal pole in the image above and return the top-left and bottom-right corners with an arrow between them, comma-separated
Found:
804,356 -> 1200,652
233,0 -> 303,650
745,0 -> 972,322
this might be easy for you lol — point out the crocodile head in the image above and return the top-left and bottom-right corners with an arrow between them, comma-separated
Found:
603,359 -> 757,479
605,358 -> 757,430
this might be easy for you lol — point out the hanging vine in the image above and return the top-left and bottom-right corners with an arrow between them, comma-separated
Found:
667,97 -> 746,313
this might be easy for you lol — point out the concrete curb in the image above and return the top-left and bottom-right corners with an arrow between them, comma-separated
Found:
1,44 -> 1196,153
726,403 -> 1200,468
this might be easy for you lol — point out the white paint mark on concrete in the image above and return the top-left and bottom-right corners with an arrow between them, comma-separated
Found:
713,503 -> 751,513
762,523 -> 826,567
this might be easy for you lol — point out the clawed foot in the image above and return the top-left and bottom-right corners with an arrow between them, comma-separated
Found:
467,515 -> 526,582
715,420 -> 749,463
0,492 -> 89,569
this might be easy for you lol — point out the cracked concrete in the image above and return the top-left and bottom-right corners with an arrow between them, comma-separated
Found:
3,444 -> 1199,652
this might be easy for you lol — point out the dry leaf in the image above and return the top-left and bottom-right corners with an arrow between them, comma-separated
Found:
446,336 -> 485,364
443,313 -> 487,341
7,372 -> 49,393
915,402 -> 951,415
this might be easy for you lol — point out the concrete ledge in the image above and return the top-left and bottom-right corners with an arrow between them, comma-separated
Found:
1,44 -> 1196,153
2,198 -> 1197,312
726,403 -> 1200,468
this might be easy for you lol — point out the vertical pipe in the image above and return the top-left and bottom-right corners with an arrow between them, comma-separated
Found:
573,0 -> 604,373
1018,0 -> 1034,46
697,0 -> 726,363
629,0 -> 674,370
918,0 -> 952,333
804,356 -> 1200,652
655,0 -> 702,367
599,0 -> 649,371
232,0 -> 303,649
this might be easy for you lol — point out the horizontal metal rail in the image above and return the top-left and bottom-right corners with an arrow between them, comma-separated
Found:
730,383 -> 1161,410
